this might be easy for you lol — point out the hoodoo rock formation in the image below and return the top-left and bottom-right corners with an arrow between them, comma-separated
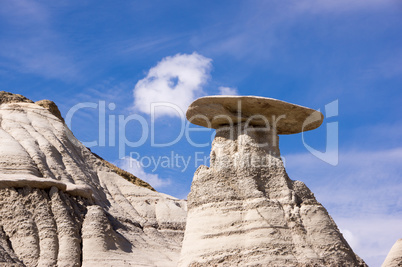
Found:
179,96 -> 367,266
0,92 -> 371,267
0,91 -> 187,266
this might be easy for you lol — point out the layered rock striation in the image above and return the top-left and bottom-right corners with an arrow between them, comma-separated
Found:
0,92 -> 187,266
0,92 -> 370,266
179,96 -> 366,266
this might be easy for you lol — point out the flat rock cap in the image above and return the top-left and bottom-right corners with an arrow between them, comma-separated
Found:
186,95 -> 324,134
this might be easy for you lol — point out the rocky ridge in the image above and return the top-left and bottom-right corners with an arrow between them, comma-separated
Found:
0,92 -> 187,266
0,92 -> 384,267
0,91 -> 33,105
35,99 -> 65,123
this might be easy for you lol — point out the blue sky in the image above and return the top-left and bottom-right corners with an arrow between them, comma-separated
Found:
0,1 -> 401,265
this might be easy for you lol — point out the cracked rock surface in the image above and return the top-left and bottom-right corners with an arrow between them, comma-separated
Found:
179,124 -> 367,266
0,93 -> 187,266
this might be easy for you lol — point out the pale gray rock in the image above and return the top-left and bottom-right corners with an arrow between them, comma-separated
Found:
180,97 -> 366,266
0,94 -> 187,266
382,239 -> 402,267
0,92 -> 370,266
186,95 -> 324,134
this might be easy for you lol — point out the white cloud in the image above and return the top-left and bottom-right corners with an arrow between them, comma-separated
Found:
117,157 -> 171,189
218,86 -> 238,95
340,228 -> 359,251
133,52 -> 212,118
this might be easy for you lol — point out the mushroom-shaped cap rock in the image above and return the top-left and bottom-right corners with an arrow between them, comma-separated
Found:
186,95 -> 324,134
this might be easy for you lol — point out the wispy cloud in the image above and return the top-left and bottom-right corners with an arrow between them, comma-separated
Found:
338,216 -> 401,266
371,51 -> 402,79
218,86 -> 238,95
293,0 -> 397,14
284,147 -> 402,266
286,147 -> 402,213
193,0 -> 398,65
0,0 -> 49,23
116,157 -> 171,189
0,1 -> 79,80
117,35 -> 187,55
133,52 -> 212,118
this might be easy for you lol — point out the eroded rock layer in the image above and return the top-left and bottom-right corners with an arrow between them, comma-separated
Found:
179,124 -> 366,266
0,93 -> 187,266
0,187 -> 86,267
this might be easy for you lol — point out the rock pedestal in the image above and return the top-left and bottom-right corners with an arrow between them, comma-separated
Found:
179,96 -> 366,266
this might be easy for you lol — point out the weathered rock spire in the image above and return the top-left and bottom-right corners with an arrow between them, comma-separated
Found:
179,95 -> 366,266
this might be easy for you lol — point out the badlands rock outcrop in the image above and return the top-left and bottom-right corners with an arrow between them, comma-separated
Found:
0,91 -> 187,266
179,96 -> 367,266
382,239 -> 402,267
0,92 -> 370,266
